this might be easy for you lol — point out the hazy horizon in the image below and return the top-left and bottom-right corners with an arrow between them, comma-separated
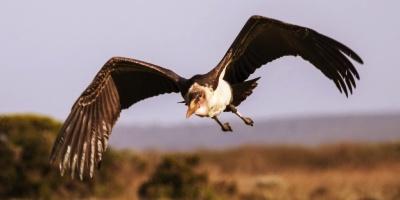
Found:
1,1 -> 399,125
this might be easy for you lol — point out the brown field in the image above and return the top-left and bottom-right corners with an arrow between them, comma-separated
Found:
120,144 -> 400,200
1,114 -> 399,200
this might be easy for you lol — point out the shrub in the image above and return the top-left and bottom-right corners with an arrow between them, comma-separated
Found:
138,155 -> 215,200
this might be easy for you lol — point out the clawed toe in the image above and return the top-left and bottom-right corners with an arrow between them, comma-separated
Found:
243,117 -> 254,126
222,123 -> 233,132
228,104 -> 254,127
213,116 -> 233,132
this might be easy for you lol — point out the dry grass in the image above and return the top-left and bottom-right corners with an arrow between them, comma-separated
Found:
204,165 -> 400,200
107,143 -> 400,200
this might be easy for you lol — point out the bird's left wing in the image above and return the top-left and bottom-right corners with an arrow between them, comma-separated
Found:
50,57 -> 186,179
209,15 -> 363,96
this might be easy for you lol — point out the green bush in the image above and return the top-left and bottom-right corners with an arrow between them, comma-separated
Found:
0,114 -> 146,199
138,155 -> 216,200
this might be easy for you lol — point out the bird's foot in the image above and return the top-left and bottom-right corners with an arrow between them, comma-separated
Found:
243,117 -> 254,126
221,122 -> 233,132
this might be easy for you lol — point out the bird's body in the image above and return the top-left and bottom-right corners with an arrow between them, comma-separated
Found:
190,73 -> 233,117
50,15 -> 364,179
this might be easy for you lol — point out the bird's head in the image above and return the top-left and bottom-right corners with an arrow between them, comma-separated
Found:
185,86 -> 208,118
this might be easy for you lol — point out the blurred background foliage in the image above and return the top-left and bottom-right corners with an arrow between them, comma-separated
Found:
138,155 -> 213,200
0,114 -> 146,199
0,114 -> 399,199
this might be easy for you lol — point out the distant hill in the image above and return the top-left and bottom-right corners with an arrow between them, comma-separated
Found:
109,113 -> 400,151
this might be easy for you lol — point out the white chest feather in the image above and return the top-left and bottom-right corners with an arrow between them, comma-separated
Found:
193,80 -> 232,117
206,80 -> 232,116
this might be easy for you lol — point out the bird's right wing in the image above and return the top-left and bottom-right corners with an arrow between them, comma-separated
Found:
50,57 -> 186,179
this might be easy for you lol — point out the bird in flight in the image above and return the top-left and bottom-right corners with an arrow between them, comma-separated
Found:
50,15 -> 363,179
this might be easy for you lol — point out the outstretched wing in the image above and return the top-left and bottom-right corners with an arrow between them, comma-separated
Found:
210,15 -> 363,96
50,57 -> 186,179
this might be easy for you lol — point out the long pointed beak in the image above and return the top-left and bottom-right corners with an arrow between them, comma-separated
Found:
186,101 -> 196,118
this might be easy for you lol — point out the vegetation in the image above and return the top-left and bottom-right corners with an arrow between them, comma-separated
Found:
138,155 -> 215,200
0,114 -> 146,199
0,114 -> 399,199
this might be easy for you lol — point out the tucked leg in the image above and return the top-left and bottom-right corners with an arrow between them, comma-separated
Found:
228,104 -> 254,126
212,116 -> 232,132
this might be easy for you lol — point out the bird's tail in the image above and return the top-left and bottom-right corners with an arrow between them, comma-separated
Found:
230,77 -> 260,107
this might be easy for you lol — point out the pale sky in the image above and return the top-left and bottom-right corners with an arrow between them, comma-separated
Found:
1,1 -> 399,125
